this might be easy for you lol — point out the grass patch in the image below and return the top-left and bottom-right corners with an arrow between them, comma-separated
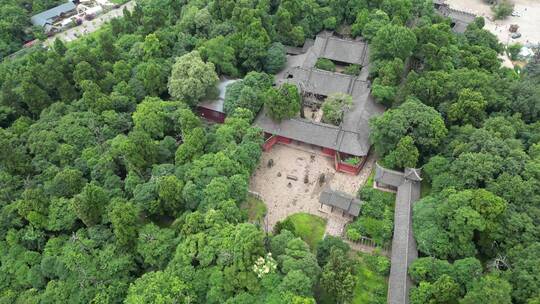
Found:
286,213 -> 326,249
241,194 -> 267,224
352,253 -> 388,304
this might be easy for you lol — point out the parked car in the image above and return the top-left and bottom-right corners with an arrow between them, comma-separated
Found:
511,32 -> 522,39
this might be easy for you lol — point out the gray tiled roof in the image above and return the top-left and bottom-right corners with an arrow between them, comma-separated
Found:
373,164 -> 422,304
30,2 -> 76,27
256,110 -> 340,148
259,32 -> 383,157
374,163 -> 405,188
197,78 -> 239,113
319,188 -> 362,217
309,31 -> 369,66
254,109 -> 373,156
282,67 -> 364,97
387,179 -> 421,304
198,98 -> 224,112
435,4 -> 476,33
404,168 -> 422,182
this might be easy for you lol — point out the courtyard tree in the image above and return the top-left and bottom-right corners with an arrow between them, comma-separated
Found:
223,72 -> 274,115
322,93 -> 353,126
168,51 -> 219,106
264,83 -> 301,121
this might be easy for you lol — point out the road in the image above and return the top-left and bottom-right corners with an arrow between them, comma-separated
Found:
45,1 -> 135,45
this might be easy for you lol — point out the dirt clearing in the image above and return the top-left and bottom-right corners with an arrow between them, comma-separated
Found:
249,142 -> 375,236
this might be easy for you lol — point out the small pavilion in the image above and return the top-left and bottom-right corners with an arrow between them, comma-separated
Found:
319,188 -> 362,218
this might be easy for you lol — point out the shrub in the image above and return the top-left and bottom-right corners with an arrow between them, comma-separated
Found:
346,227 -> 361,241
316,236 -> 350,266
344,157 -> 361,166
492,0 -> 514,20
364,254 -> 391,276
273,218 -> 296,235
322,93 -> 353,125
506,43 -> 522,60
344,64 -> 361,76
315,58 -> 336,72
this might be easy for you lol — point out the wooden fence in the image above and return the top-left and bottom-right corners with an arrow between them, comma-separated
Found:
349,235 -> 391,253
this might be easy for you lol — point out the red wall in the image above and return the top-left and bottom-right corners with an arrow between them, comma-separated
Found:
322,147 -> 336,157
337,162 -> 361,175
277,136 -> 292,144
197,107 -> 226,123
263,135 -> 278,151
261,134 -> 368,176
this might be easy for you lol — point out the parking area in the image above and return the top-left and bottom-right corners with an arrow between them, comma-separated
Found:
45,1 -> 135,44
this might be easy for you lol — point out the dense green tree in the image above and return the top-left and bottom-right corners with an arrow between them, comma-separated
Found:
383,135 -> 419,169
45,168 -> 86,198
136,223 -> 177,270
71,182 -> 108,227
264,83 -> 301,121
109,198 -> 139,249
372,24 -> 416,60
199,36 -> 238,76
461,275 -> 512,304
320,248 -> 357,303
223,72 -> 273,115
168,51 -> 219,106
264,42 -> 287,74
370,98 -> 447,157
414,189 -> 507,259
279,270 -> 313,297
315,236 -> 350,267
175,127 -> 206,165
125,271 -> 194,304
506,243 -> 540,303
135,60 -> 169,96
448,88 -> 487,127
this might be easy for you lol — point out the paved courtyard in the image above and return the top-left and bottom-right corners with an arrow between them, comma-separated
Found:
249,142 -> 375,236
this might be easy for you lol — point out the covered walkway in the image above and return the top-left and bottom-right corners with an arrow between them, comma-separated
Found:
374,164 -> 422,304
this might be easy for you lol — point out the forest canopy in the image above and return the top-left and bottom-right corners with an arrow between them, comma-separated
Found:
0,0 -> 539,303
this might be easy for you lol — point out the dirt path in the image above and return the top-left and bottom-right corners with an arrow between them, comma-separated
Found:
250,142 -> 376,236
